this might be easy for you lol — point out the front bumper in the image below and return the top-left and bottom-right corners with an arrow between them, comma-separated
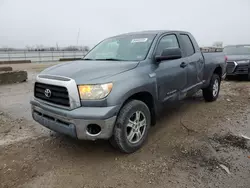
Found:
31,99 -> 119,140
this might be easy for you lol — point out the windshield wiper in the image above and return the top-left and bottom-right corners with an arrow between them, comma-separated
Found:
95,58 -> 123,61
83,58 -> 96,60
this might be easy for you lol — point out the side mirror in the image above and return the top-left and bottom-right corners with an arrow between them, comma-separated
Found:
155,48 -> 182,62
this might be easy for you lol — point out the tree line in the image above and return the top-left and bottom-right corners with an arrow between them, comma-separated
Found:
0,45 -> 90,52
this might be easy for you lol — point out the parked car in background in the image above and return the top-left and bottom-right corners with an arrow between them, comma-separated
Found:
223,44 -> 250,79
31,30 -> 227,153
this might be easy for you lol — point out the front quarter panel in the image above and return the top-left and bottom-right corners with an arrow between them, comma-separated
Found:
106,64 -> 157,107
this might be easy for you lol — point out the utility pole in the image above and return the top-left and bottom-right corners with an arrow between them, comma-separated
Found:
76,28 -> 80,48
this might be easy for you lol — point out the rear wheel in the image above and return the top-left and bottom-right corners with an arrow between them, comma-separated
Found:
202,74 -> 221,102
109,100 -> 151,153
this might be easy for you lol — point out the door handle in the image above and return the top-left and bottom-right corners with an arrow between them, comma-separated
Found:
180,62 -> 187,68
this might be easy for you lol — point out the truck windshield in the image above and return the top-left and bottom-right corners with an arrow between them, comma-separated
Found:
83,34 -> 156,61
223,45 -> 250,55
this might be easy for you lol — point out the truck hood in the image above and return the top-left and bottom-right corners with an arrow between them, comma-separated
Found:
40,60 -> 139,83
226,55 -> 250,61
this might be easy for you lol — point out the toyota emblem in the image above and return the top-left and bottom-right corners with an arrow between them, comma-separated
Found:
44,89 -> 52,98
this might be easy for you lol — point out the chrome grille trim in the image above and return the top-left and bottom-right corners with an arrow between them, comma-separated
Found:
226,61 -> 237,74
35,74 -> 81,110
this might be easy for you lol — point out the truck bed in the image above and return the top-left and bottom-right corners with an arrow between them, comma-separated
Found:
202,51 -> 227,86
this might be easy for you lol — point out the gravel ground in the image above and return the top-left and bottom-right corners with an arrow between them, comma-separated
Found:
0,63 -> 250,188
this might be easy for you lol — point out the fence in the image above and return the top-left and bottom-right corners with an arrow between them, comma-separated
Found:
200,47 -> 223,53
0,51 -> 87,63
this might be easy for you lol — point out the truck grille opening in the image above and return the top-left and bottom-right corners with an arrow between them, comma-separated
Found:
34,82 -> 70,107
33,110 -> 70,126
226,62 -> 236,74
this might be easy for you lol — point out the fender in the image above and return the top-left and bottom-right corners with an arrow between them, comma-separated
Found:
203,64 -> 222,88
108,74 -> 157,107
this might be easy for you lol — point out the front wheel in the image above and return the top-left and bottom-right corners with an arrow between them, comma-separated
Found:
109,100 -> 151,153
202,74 -> 221,102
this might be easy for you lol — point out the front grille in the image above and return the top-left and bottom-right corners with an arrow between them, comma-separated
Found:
235,64 -> 249,74
34,82 -> 70,107
226,61 -> 236,73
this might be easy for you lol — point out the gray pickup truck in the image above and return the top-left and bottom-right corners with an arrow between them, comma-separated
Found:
223,44 -> 250,79
31,30 -> 226,153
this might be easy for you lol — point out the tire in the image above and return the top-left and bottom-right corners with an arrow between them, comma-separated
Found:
202,74 -> 221,102
248,71 -> 250,81
109,100 -> 151,153
225,75 -> 234,81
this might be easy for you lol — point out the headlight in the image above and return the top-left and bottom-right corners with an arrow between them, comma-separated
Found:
78,83 -> 113,100
237,60 -> 250,64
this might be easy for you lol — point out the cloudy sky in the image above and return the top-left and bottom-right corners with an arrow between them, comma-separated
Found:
0,0 -> 249,48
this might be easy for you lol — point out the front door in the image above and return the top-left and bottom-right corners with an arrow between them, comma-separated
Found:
154,34 -> 188,102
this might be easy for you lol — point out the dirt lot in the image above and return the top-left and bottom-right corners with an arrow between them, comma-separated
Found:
0,63 -> 250,188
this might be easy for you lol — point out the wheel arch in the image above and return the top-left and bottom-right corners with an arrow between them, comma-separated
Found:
118,91 -> 157,126
213,66 -> 223,79
203,65 -> 223,88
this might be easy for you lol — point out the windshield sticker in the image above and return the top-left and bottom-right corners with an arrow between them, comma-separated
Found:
131,38 -> 148,43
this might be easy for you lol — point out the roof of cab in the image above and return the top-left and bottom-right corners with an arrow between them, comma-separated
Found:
112,30 -> 189,37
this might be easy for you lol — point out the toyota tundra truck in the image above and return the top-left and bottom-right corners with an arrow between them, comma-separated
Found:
31,30 -> 226,153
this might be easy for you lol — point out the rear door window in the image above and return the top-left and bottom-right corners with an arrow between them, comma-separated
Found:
180,34 -> 195,56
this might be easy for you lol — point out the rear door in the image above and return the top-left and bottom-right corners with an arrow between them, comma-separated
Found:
154,34 -> 188,102
179,34 -> 204,91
